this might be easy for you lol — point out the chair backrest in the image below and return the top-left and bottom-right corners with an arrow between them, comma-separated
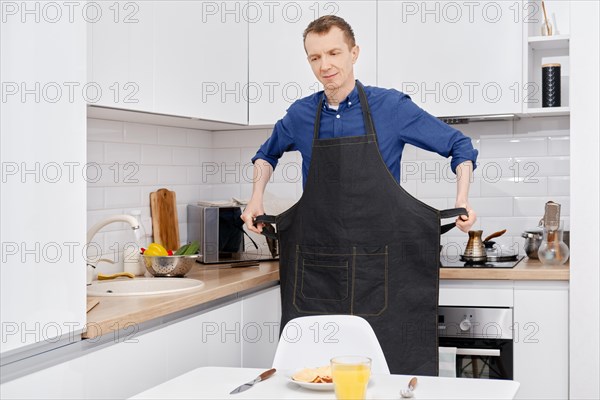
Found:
272,315 -> 391,374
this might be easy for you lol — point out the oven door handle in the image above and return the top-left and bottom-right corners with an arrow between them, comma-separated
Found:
455,348 -> 501,357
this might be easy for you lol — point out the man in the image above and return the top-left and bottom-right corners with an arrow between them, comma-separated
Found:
242,16 -> 477,232
241,15 -> 478,376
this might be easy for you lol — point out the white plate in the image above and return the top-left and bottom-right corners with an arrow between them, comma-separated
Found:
288,377 -> 334,391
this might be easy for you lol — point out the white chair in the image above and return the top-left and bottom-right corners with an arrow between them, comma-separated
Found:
272,315 -> 391,374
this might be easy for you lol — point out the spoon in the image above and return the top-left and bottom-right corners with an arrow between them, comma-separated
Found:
400,377 -> 418,398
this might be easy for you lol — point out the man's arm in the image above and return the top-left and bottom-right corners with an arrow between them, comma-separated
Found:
454,160 -> 476,233
241,159 -> 273,233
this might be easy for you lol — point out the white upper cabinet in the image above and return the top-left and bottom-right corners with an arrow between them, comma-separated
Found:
154,1 -> 248,124
378,1 -> 523,117
90,1 -> 248,124
249,1 -> 377,126
90,1 -> 154,111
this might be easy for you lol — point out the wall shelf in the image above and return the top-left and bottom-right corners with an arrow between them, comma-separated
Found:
521,106 -> 570,117
528,35 -> 570,51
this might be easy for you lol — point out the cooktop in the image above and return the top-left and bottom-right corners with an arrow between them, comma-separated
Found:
440,254 -> 524,268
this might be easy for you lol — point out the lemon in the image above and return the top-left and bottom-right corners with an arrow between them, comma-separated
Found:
144,242 -> 168,256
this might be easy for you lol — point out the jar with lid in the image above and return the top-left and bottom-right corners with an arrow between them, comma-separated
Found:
537,222 -> 570,265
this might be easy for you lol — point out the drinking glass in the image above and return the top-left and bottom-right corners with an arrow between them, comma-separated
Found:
331,356 -> 372,400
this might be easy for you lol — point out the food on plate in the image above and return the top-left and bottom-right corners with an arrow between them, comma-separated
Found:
292,366 -> 333,383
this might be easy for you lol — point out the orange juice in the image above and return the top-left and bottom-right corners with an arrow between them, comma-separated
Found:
331,357 -> 371,400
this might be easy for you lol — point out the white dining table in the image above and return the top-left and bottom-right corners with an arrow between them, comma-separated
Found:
130,367 -> 520,399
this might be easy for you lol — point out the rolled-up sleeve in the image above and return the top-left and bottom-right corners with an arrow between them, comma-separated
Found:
396,95 -> 478,173
251,111 -> 296,170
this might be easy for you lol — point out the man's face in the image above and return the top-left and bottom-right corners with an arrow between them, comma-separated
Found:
305,27 -> 359,100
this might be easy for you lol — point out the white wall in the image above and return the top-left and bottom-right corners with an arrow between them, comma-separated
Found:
570,1 -> 600,398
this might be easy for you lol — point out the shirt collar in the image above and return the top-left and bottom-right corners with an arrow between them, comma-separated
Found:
322,80 -> 360,110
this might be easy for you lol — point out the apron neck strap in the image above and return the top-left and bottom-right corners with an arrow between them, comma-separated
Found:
313,81 -> 377,140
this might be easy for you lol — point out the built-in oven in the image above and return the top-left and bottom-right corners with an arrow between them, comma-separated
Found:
438,307 -> 513,379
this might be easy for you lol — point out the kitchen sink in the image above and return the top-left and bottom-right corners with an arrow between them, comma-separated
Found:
87,277 -> 204,297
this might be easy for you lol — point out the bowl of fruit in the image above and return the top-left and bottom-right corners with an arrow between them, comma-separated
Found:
141,241 -> 200,277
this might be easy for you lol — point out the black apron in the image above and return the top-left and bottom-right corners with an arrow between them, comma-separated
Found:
257,82 -> 466,376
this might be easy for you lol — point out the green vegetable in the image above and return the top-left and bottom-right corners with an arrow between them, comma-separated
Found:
174,243 -> 190,256
183,241 -> 199,255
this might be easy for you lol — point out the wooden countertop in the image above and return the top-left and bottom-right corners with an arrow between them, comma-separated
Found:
84,261 -> 279,339
85,258 -> 568,340
439,257 -> 570,280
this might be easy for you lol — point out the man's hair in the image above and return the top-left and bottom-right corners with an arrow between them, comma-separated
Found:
303,15 -> 356,49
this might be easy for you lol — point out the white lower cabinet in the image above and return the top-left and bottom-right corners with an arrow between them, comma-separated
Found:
440,280 -> 568,399
513,281 -> 569,399
241,286 -> 282,368
0,286 -> 281,400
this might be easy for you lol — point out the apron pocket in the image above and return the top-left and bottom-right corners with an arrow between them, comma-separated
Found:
352,245 -> 388,316
294,246 -> 351,314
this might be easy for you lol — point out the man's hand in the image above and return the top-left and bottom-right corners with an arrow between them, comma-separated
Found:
241,199 -> 265,234
455,203 -> 476,233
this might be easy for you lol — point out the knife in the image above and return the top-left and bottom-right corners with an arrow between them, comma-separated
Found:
229,368 -> 276,394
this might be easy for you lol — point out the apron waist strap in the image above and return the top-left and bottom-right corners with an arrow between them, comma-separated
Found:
255,208 -> 468,238
254,215 -> 278,240
440,207 -> 469,234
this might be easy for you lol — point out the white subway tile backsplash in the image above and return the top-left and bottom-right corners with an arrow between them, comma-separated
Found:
548,176 -> 570,196
124,123 -> 158,144
513,156 -> 570,176
87,142 -> 104,164
172,147 -> 202,166
104,187 -> 142,208
469,197 -> 513,217
513,196 -> 570,217
133,165 -> 159,186
460,120 -> 513,138
514,116 -> 570,137
401,144 -> 418,161
186,130 -> 213,148
187,167 -> 205,185
158,126 -> 188,146
548,136 -> 570,156
87,119 -> 123,142
158,166 -> 188,185
142,145 -> 173,165
88,116 -> 570,258
105,143 -> 141,164
211,148 -> 241,164
213,129 -> 270,148
480,177 -> 547,197
416,177 -> 481,198
212,184 -> 241,201
479,137 -> 548,158
402,159 -> 455,182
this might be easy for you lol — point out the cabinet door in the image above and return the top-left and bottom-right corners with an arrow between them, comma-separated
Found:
513,282 -> 569,399
241,286 -> 282,368
378,1 -> 523,117
90,1 -> 154,111
154,1 -> 248,124
249,1 -> 377,125
1,9 -> 87,354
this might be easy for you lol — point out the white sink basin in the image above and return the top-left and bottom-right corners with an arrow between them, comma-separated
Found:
87,277 -> 204,297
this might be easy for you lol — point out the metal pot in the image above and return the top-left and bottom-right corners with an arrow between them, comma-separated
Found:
522,229 -> 543,259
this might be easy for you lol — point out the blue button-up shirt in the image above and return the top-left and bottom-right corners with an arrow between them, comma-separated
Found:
252,81 -> 478,186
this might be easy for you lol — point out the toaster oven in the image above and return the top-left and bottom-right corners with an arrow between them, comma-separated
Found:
187,204 -> 278,264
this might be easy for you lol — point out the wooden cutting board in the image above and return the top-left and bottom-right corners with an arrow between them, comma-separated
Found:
150,188 -> 180,252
